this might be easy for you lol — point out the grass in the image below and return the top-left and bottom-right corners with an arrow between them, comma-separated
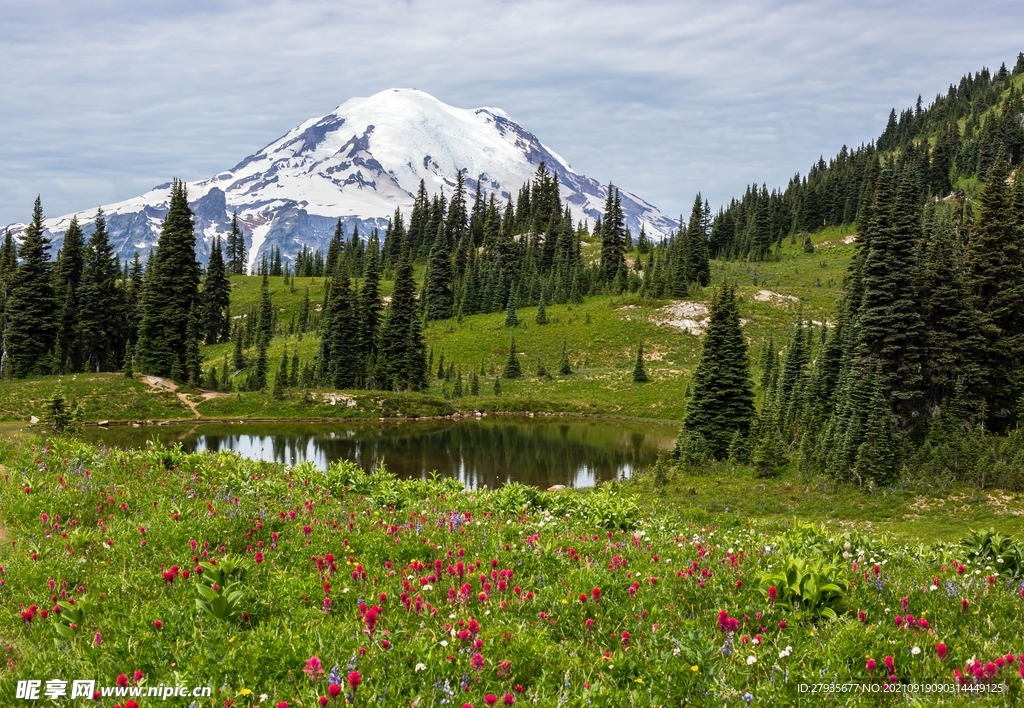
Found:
2,436 -> 1024,706
631,462 -> 1024,546
0,373 -> 190,423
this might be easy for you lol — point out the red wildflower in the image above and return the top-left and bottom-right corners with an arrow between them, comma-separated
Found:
884,656 -> 895,674
937,643 -> 948,660
767,586 -> 778,604
484,695 -> 498,707
866,658 -> 876,674
503,694 -> 515,705
328,684 -> 341,698
153,620 -> 163,629
116,674 -> 129,688
347,671 -> 361,690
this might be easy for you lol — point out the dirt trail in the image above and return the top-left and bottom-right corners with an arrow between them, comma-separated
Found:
139,375 -> 225,419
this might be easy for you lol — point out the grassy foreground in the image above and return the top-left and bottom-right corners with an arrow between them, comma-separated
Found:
2,437 -> 1024,706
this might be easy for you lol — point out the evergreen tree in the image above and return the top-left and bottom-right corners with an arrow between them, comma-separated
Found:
226,211 -> 246,275
504,288 -> 519,327
358,231 -> 382,386
683,286 -> 756,457
632,342 -> 649,383
424,222 -> 455,320
123,253 -> 144,347
135,180 -> 202,378
248,273 -> 272,390
202,236 -> 231,344
854,166 -> 925,426
920,211 -> 986,414
320,263 -> 358,389
558,339 -> 572,375
535,287 -> 548,324
52,216 -> 85,373
79,209 -> 124,372
600,186 -> 626,282
325,219 -> 343,276
123,341 -> 134,378
375,246 -> 427,391
6,197 -> 56,377
503,335 -> 522,379
684,194 -> 711,286
967,154 -> 1024,430
852,362 -> 898,485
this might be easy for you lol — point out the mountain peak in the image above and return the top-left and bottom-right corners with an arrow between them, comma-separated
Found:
10,91 -> 675,269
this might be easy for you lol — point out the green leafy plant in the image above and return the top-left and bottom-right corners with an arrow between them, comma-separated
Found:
758,555 -> 849,620
195,556 -> 248,622
961,528 -> 1024,576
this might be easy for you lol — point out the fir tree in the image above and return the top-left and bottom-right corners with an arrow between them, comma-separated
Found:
967,153 -> 1024,429
202,236 -> 231,344
535,287 -> 548,324
558,339 -> 572,375
503,335 -> 522,379
375,246 -> 427,391
52,215 -> 85,373
320,264 -> 358,389
424,222 -> 455,320
854,166 -> 925,425
504,288 -> 519,327
6,197 -> 56,377
852,362 -> 898,485
683,286 -> 756,457
358,231 -> 382,385
920,211 -> 986,414
123,341 -> 134,378
226,211 -> 246,275
248,272 -> 273,390
632,342 -> 649,383
684,194 -> 711,286
79,209 -> 124,372
135,180 -> 201,378
600,186 -> 626,283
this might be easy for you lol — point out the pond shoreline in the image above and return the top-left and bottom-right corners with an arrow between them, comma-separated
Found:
77,408 -> 685,429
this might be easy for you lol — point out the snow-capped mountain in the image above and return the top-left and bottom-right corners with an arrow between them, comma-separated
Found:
9,89 -> 677,270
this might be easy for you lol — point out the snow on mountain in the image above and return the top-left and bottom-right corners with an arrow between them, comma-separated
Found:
7,89 -> 677,268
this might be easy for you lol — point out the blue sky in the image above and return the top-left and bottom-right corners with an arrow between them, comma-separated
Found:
1,0 -> 1022,227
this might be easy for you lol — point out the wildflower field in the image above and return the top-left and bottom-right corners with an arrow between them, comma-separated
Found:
2,439 -> 1024,706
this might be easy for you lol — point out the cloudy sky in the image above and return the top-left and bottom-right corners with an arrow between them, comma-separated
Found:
2,0 -> 1022,227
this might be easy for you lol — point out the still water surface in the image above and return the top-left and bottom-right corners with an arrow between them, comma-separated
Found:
82,417 -> 679,489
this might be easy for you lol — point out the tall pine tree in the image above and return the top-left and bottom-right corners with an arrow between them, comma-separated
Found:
683,285 -> 755,457
135,180 -> 202,379
6,197 -> 56,377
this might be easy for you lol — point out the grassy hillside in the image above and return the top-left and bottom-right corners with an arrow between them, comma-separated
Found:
0,230 -> 853,425
199,227 -> 855,421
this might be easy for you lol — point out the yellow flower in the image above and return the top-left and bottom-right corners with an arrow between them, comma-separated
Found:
635,678 -> 644,684
691,665 -> 699,672
561,599 -> 568,605
239,688 -> 252,696
228,636 -> 236,643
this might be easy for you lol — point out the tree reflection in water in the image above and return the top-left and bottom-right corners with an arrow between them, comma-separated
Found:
84,417 -> 678,489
